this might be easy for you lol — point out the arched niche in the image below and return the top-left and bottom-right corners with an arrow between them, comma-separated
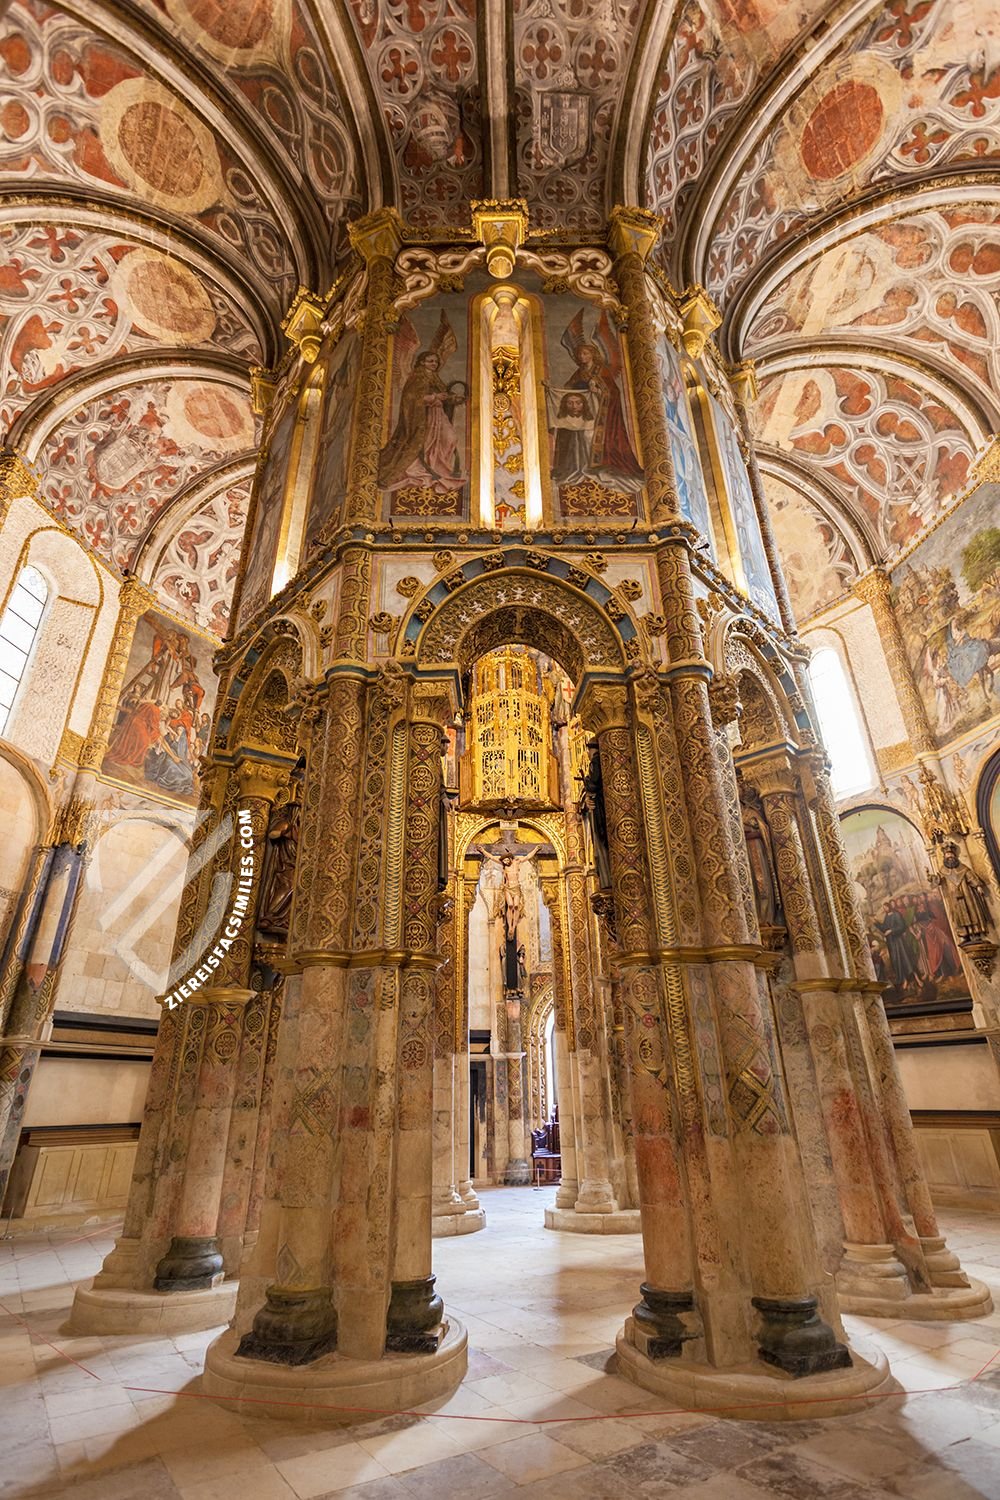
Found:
0,746 -> 49,951
0,527 -> 104,766
406,557 -> 635,709
59,814 -> 189,1017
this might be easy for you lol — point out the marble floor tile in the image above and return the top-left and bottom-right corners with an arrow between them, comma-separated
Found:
1,1192 -> 999,1500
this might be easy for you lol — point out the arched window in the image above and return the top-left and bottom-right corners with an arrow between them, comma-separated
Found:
0,566 -> 48,737
808,646 -> 875,799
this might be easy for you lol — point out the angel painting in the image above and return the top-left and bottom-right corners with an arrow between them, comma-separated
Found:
378,310 -> 468,499
545,308 -> 644,493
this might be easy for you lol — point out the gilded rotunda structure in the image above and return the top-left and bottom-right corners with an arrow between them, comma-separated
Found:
0,4 -> 999,1482
62,198 -> 990,1420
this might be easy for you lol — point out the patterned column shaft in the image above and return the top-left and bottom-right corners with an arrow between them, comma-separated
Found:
853,568 -> 935,754
343,212 -> 400,525
758,777 -> 893,1248
608,211 -> 679,525
540,874 -> 581,1205
559,866 -> 616,1211
80,577 -> 153,772
592,712 -> 693,1293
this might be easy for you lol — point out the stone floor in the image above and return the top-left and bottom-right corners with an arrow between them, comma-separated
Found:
2,1188 -> 1000,1499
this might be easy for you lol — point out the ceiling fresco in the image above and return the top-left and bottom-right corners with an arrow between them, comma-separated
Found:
145,476 -> 251,636
514,0 -> 642,233
760,470 -> 860,621
36,377 -> 256,574
0,0 -> 995,632
756,364 -> 977,552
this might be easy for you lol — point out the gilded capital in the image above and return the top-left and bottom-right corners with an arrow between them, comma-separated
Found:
729,359 -> 759,408
471,198 -> 528,278
250,366 -> 278,417
607,205 -> 661,263
678,285 -> 722,360
708,673 -> 742,727
236,757 -> 291,803
0,448 -> 39,506
852,566 -> 891,612
282,287 -> 325,364
578,680 -> 629,734
349,207 -> 404,265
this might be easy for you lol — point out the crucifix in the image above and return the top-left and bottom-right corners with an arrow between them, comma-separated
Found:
471,822 -> 551,993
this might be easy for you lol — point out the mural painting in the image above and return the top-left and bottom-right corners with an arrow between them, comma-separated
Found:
892,480 -> 1000,745
149,482 -> 249,637
658,336 -> 712,545
544,299 -> 644,520
236,396 -> 297,629
102,609 -> 215,806
305,329 -> 360,551
708,395 -> 780,623
840,805 -> 968,1008
379,294 -> 470,518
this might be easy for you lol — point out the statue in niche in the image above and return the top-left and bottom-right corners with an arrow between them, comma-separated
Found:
739,782 -> 784,943
257,791 -> 300,937
473,834 -> 542,993
578,744 -> 613,891
936,842 -> 993,942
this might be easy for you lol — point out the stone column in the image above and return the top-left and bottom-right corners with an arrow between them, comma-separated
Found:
150,758 -> 287,1289
0,800 -> 92,1199
344,208 -> 402,526
453,870 -> 482,1212
432,873 -> 484,1236
235,674 -> 367,1363
539,871 -> 578,1207
804,756 -> 989,1313
563,850 -> 618,1214
386,694 -> 449,1349
748,755 -> 917,1306
580,682 -> 700,1356
852,567 -> 935,756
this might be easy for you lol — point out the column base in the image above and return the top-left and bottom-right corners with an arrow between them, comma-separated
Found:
920,1235 -> 978,1289
432,1208 -> 486,1238
616,1324 -> 896,1421
68,1281 -> 237,1337
504,1158 -> 532,1185
545,1206 -> 641,1234
201,1317 -> 467,1421
554,1178 -> 579,1208
836,1242 -> 912,1314
154,1235 -> 224,1292
386,1276 -> 443,1354
839,1279 -> 994,1320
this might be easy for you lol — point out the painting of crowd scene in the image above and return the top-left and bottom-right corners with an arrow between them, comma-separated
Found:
101,609 -> 215,806
841,806 -> 968,1009
892,480 -> 1000,745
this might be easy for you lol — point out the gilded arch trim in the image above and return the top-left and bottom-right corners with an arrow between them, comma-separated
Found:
404,553 -> 638,688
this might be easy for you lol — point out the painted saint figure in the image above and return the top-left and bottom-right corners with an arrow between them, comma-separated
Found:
378,311 -> 466,497
546,310 -> 643,494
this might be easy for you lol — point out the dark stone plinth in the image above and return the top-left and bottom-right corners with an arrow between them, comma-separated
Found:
154,1235 -> 224,1291
752,1295 -> 852,1378
236,1286 -> 338,1366
504,1158 -> 532,1185
385,1276 -> 444,1354
632,1284 -> 699,1360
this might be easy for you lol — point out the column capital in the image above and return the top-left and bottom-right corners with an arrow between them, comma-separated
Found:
0,448 -> 40,506
708,673 -> 742,728
348,207 -> 404,265
578,680 -> 629,734
236,757 -> 293,803
852,565 -> 891,610
743,753 -> 797,802
677,284 -> 722,361
607,205 -> 662,263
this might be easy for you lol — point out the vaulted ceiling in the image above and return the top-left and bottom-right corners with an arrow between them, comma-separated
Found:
0,0 -> 996,632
